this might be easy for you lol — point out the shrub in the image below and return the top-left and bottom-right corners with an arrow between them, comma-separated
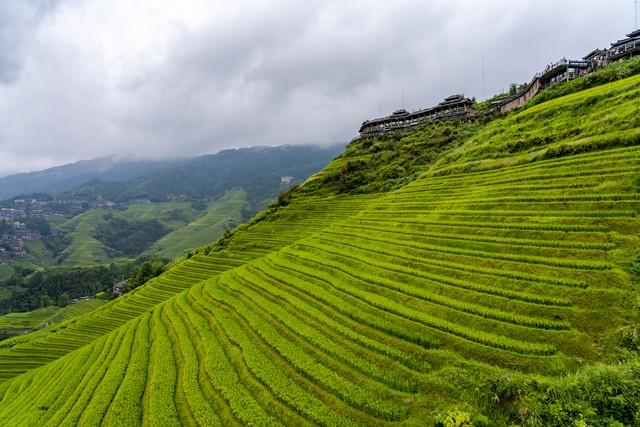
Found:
434,411 -> 474,427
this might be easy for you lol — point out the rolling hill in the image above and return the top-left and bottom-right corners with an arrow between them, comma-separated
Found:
0,71 -> 638,425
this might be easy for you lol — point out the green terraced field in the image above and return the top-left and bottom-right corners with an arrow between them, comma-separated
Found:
57,209 -> 119,266
0,73 -> 638,425
0,299 -> 107,338
149,189 -> 248,258
0,308 -> 57,334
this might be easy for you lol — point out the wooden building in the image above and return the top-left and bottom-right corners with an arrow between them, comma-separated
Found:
358,95 -> 473,138
499,59 -> 589,113
608,29 -> 640,61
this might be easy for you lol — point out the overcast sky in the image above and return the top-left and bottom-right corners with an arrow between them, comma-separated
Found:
0,0 -> 635,175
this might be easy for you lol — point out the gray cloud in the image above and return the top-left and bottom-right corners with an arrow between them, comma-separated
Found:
0,0 -> 61,84
0,0 -> 635,175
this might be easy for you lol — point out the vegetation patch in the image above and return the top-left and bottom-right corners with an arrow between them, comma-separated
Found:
94,213 -> 169,257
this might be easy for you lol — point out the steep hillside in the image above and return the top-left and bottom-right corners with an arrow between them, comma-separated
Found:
0,73 -> 639,425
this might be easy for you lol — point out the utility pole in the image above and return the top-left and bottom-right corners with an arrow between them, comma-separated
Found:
481,52 -> 486,99
636,0 -> 638,29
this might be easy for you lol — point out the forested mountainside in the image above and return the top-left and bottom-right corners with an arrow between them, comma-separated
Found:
0,71 -> 639,425
60,145 -> 344,204
0,158 -> 172,201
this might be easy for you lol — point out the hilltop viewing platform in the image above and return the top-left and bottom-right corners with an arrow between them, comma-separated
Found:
496,28 -> 640,113
356,28 -> 640,139
358,95 -> 474,138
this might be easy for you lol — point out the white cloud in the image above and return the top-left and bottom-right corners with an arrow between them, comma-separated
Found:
0,0 -> 634,174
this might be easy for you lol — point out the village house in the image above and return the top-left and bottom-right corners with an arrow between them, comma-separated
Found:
280,176 -> 294,185
112,281 -> 127,297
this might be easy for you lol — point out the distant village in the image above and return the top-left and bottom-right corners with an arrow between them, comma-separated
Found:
0,196 -> 115,264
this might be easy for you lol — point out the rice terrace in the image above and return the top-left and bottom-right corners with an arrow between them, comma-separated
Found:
0,2 -> 640,426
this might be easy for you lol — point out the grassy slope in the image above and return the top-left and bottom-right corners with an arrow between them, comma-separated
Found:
58,202 -> 200,266
13,241 -> 56,271
0,74 -> 637,425
58,209 -> 114,266
149,189 -> 248,259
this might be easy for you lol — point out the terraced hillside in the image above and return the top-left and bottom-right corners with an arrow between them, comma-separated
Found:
0,300 -> 107,338
0,73 -> 639,425
0,195 -> 367,382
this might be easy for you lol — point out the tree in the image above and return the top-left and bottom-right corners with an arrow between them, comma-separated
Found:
57,292 -> 70,308
39,294 -> 53,309
126,260 -> 166,292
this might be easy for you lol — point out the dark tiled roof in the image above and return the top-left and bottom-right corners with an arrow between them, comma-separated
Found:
627,29 -> 640,38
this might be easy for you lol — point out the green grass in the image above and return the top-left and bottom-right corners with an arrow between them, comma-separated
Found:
0,69 -> 638,425
149,189 -> 248,258
19,240 -> 55,267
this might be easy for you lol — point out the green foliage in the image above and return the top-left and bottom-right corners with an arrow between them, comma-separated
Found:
150,189 -> 248,258
0,259 -> 148,314
618,326 -> 640,353
630,253 -> 640,279
22,217 -> 51,236
272,184 -> 300,207
473,90 -> 513,111
94,214 -> 169,257
434,411 -> 474,427
62,145 -> 342,203
480,361 -> 640,426
57,292 -> 70,307
0,298 -> 106,339
126,259 -> 167,292
298,120 -> 480,197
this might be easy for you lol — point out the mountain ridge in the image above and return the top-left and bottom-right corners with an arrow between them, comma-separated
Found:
0,144 -> 344,202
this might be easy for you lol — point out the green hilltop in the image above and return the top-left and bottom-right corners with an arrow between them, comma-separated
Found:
0,65 -> 639,425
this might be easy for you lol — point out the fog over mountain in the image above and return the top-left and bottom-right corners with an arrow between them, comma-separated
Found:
0,0 -> 634,175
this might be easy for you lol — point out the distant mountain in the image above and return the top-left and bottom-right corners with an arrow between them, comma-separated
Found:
62,145 -> 345,206
0,157 -> 171,201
